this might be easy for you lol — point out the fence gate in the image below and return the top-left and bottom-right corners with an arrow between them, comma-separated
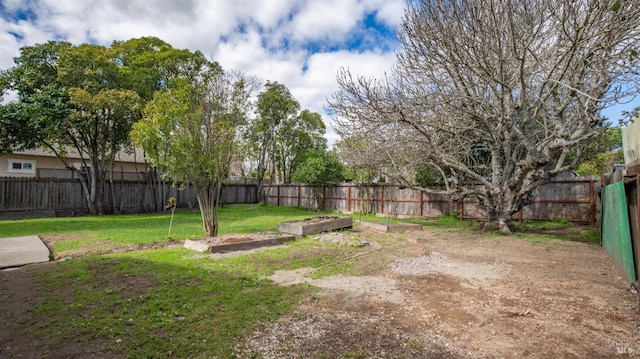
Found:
601,182 -> 637,284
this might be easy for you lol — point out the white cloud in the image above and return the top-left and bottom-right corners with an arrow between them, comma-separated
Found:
364,0 -> 405,27
287,0 -> 365,44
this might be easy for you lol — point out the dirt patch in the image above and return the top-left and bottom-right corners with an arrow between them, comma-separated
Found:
245,228 -> 640,358
0,263 -> 128,359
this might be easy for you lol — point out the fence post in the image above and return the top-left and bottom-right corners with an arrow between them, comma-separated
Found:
48,180 -> 53,210
298,184 -> 301,208
322,185 -> 326,210
590,179 -> 595,225
419,191 -> 423,217
276,185 -> 280,206
347,184 -> 351,212
380,185 -> 385,214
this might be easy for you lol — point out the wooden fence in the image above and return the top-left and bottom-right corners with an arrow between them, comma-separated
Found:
0,178 -> 258,220
264,177 -> 597,224
1,175 -> 597,224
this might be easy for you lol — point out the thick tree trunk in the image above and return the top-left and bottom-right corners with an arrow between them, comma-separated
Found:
482,213 -> 514,234
480,193 -> 515,234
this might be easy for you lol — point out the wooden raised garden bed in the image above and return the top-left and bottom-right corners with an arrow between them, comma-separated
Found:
359,221 -> 422,233
278,216 -> 353,236
184,233 -> 296,253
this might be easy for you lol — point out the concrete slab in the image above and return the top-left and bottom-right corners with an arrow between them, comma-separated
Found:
0,236 -> 51,269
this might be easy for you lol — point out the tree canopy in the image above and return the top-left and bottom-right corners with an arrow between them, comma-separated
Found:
330,0 -> 640,233
246,81 -> 328,200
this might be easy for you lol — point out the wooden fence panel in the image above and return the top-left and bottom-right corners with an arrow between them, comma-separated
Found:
264,177 -> 597,223
0,178 -> 258,219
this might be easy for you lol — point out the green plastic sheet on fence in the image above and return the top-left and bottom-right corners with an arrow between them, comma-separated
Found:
601,182 -> 637,284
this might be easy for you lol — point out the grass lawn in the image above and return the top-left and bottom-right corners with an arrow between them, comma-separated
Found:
0,204 -> 333,258
0,204 -> 363,358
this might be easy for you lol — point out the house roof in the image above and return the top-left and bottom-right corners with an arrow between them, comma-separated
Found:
10,147 -> 147,164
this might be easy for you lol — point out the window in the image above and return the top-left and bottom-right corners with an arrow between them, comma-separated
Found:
7,159 -> 37,174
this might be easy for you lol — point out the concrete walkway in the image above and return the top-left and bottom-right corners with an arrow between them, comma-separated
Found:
0,236 -> 51,269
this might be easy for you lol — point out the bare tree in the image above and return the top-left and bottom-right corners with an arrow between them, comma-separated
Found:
330,0 -> 640,233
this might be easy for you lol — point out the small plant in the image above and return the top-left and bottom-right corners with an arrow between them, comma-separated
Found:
166,197 -> 177,240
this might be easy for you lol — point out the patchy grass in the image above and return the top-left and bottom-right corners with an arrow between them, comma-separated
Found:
512,220 -> 600,244
352,212 -> 599,244
190,236 -> 366,279
18,250 -> 312,358
4,221 -> 373,358
0,204 -> 333,258
404,213 -> 480,233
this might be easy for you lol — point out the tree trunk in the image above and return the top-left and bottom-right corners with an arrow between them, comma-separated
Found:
195,183 -> 220,237
480,194 -> 514,234
78,173 -> 97,215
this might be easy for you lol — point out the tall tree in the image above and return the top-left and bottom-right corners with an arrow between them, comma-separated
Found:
330,0 -> 640,233
246,81 -> 299,200
132,63 -> 256,237
111,37 -> 213,212
57,44 -> 142,214
0,41 -> 143,214
246,82 -> 327,200
0,41 -> 72,155
276,109 -> 327,183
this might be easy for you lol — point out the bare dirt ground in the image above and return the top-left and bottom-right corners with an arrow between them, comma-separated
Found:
238,227 -> 640,358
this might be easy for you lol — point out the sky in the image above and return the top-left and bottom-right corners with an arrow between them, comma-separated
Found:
0,0 -> 637,147
0,0 -> 404,146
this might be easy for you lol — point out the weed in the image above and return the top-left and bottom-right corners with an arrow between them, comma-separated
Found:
342,349 -> 370,358
437,212 -> 460,222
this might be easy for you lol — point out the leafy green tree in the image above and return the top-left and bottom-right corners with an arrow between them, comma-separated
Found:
110,37 -> 214,211
57,43 -> 142,214
0,41 -> 142,214
0,38 -> 210,214
292,150 -> 344,210
245,82 -> 328,202
132,63 -> 255,237
246,81 -> 299,200
276,109 -> 327,183
0,41 -> 72,155
576,125 -> 624,176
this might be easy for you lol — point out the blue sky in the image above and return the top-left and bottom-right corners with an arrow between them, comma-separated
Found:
0,0 -> 637,145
